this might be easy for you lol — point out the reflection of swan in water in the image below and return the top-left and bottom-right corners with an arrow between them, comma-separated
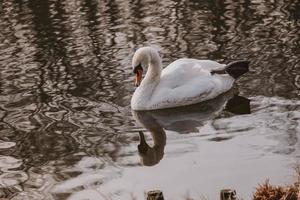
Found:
133,107 -> 166,166
137,130 -> 166,166
132,89 -> 250,166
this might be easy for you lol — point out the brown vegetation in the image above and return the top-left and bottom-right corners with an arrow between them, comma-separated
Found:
253,169 -> 300,200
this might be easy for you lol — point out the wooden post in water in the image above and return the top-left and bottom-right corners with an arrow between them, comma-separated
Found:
297,184 -> 300,199
147,190 -> 164,200
220,189 -> 237,200
146,189 -> 238,200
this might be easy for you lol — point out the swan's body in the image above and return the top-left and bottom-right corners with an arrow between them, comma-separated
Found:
131,47 -> 249,110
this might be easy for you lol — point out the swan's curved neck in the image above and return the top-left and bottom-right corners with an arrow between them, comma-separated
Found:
131,48 -> 162,110
149,126 -> 166,148
141,55 -> 162,87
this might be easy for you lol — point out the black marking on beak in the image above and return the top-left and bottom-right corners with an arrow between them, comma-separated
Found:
133,63 -> 143,74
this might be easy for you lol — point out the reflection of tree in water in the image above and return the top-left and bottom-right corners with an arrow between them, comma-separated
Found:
10,124 -> 78,166
0,0 -> 299,198
0,0 -> 136,170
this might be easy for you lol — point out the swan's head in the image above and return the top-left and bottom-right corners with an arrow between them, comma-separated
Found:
132,47 -> 161,87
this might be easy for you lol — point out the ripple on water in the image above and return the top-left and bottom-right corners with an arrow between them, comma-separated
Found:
0,171 -> 28,188
0,156 -> 22,170
0,141 -> 16,149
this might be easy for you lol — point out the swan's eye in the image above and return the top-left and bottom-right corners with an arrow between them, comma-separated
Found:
133,63 -> 143,74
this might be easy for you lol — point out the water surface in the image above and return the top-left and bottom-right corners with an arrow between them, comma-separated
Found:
0,0 -> 299,199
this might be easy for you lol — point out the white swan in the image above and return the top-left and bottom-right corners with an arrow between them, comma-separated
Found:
131,47 -> 249,110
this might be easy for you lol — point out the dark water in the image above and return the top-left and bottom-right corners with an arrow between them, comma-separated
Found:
0,0 -> 299,199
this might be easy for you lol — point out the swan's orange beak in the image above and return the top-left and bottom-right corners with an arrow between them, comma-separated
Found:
135,69 -> 143,87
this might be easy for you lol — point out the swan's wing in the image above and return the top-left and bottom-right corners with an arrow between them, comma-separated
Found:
160,59 -> 227,89
149,59 -> 234,109
163,59 -> 226,74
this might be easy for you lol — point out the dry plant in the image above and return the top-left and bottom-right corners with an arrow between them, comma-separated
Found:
253,167 -> 300,200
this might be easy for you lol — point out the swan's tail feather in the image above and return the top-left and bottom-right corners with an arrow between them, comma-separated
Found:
225,61 -> 250,79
